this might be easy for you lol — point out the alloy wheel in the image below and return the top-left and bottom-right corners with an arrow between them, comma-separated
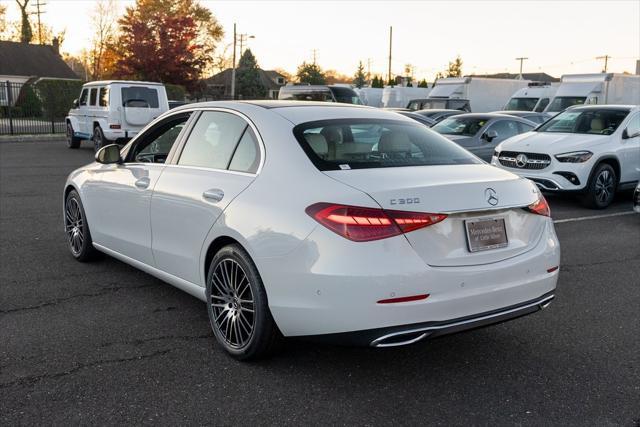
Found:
210,258 -> 255,349
65,197 -> 84,256
93,128 -> 102,152
594,169 -> 614,204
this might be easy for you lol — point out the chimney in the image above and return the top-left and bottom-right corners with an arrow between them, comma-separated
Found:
52,37 -> 60,55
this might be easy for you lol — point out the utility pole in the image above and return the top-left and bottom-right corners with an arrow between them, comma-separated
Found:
388,26 -> 393,84
596,55 -> 611,73
238,33 -> 254,56
231,23 -> 236,99
312,49 -> 318,65
515,57 -> 528,79
367,58 -> 372,82
31,0 -> 46,44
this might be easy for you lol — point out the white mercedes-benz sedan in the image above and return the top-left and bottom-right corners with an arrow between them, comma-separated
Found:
63,101 -> 560,360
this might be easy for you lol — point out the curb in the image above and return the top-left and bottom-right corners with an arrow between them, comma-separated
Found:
0,134 -> 66,143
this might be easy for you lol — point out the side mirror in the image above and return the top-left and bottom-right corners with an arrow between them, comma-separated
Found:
483,130 -> 498,142
72,99 -> 79,108
95,144 -> 122,164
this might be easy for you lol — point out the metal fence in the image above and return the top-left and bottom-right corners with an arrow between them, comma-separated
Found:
0,81 -> 67,135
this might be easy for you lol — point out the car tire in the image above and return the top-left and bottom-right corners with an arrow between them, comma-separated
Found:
92,125 -> 106,152
64,189 -> 100,262
206,244 -> 282,360
66,122 -> 81,149
583,163 -> 617,209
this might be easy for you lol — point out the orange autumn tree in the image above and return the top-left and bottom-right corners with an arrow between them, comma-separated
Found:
112,0 -> 223,91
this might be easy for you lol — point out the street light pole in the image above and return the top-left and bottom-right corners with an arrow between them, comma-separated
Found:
515,57 -> 528,79
231,23 -> 237,99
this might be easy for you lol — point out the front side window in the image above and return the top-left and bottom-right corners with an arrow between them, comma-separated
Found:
547,96 -> 586,113
537,109 -> 629,135
89,88 -> 97,106
505,97 -> 538,111
432,117 -> 488,137
79,89 -> 88,106
121,86 -> 159,108
128,114 -> 191,163
294,119 -> 480,171
486,120 -> 520,142
99,87 -> 109,107
178,111 -> 249,170
625,113 -> 640,137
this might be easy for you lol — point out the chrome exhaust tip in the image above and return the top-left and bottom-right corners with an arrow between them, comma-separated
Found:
370,331 -> 431,348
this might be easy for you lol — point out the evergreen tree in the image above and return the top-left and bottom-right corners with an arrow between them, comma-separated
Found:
353,61 -> 366,88
446,55 -> 463,77
236,49 -> 266,99
418,79 -> 429,88
296,61 -> 326,85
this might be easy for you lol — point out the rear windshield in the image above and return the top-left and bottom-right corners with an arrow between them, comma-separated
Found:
293,119 -> 481,171
504,97 -> 539,111
279,88 -> 334,102
432,117 -> 488,136
121,86 -> 159,108
329,87 -> 362,104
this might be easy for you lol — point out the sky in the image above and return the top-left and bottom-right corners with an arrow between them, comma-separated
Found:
3,0 -> 640,81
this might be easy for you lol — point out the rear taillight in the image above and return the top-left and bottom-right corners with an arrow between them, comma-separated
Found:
525,194 -> 551,217
306,203 -> 447,242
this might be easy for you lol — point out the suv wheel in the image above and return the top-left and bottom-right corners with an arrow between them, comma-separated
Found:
206,244 -> 282,360
583,163 -> 617,209
66,123 -> 81,149
92,126 -> 106,152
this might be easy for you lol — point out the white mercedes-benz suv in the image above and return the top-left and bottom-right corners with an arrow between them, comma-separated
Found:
64,101 -> 560,360
492,105 -> 640,208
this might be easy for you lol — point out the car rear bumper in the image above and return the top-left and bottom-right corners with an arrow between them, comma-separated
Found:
258,219 -> 560,337
299,291 -> 555,347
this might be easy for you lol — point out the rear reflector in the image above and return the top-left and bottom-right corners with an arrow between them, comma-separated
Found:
306,203 -> 447,242
377,294 -> 429,304
109,124 -> 121,129
547,266 -> 559,273
525,193 -> 551,217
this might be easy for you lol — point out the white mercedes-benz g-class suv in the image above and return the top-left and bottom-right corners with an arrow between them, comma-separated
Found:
66,80 -> 169,151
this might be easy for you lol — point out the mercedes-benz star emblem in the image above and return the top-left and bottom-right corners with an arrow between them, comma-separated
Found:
485,188 -> 499,206
515,153 -> 528,168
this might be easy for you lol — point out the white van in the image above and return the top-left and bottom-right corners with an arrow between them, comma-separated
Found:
545,73 -> 640,113
66,80 -> 169,150
504,82 -> 558,112
415,77 -> 531,113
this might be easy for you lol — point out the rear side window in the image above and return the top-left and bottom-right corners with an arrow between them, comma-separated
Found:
121,86 -> 159,108
294,119 -> 480,171
229,127 -> 260,173
178,111 -> 249,170
99,87 -> 109,107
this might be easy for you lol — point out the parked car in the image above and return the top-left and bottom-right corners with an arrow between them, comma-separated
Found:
634,182 -> 640,213
431,113 -> 536,161
64,101 -> 559,359
492,105 -> 640,208
395,111 -> 437,127
168,100 -> 188,109
412,109 -> 465,123
278,84 -> 362,104
66,80 -> 169,151
497,110 -> 551,124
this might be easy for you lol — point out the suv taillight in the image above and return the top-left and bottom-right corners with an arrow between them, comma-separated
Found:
306,203 -> 447,242
525,194 -> 551,217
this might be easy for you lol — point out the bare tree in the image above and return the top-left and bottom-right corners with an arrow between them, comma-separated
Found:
89,0 -> 118,80
208,42 -> 233,76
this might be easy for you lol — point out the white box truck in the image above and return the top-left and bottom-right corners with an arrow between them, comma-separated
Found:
503,82 -> 558,112
381,86 -> 431,108
545,73 -> 640,113
410,77 -> 531,112
355,87 -> 384,107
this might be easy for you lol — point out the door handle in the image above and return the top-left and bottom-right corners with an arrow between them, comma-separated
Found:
134,177 -> 150,189
203,188 -> 224,202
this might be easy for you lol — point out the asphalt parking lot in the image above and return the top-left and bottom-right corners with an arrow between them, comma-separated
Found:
1,140 -> 638,425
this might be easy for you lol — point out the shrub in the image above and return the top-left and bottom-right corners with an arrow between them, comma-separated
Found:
165,83 -> 186,101
34,79 -> 84,119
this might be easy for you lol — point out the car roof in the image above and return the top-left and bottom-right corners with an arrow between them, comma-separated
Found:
567,104 -> 636,111
82,80 -> 164,86
499,110 -> 546,115
444,112 -> 532,120
416,109 -> 462,113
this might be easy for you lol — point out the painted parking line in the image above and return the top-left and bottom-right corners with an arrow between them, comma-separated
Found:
554,211 -> 636,224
